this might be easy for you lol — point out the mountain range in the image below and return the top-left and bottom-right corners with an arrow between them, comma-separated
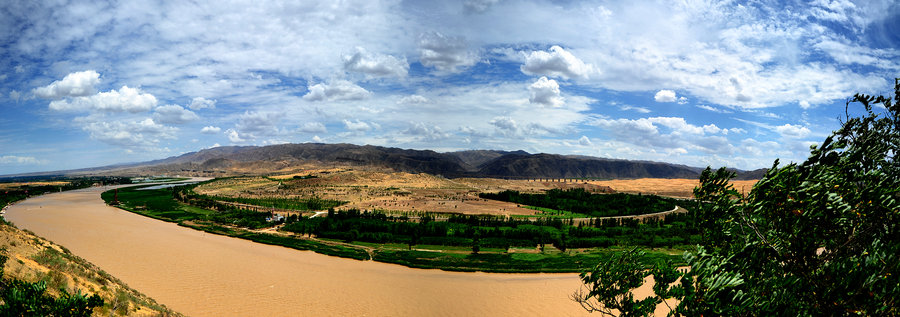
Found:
1,143 -> 765,180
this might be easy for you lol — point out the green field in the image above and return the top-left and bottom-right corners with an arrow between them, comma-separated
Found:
102,183 -> 695,272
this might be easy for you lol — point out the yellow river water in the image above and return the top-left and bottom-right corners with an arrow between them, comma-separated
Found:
5,186 -> 605,316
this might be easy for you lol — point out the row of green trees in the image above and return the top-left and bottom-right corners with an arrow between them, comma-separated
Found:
280,208 -> 699,251
480,189 -> 678,217
178,189 -> 345,212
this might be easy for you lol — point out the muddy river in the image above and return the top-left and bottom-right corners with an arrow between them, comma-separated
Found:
4,186 -> 607,316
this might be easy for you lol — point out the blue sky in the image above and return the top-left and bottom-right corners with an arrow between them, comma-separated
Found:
1,0 -> 899,175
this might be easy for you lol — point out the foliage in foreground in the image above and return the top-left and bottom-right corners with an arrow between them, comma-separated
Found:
575,81 -> 900,315
0,253 -> 104,317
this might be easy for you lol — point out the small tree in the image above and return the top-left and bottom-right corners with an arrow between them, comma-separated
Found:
472,230 -> 481,254
575,80 -> 900,316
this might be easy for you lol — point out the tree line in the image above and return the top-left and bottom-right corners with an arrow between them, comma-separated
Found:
479,188 -> 679,217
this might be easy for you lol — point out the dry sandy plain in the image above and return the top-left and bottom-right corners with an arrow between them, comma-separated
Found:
198,168 -> 621,217
197,168 -> 756,218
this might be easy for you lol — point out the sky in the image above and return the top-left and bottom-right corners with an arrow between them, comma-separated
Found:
1,0 -> 899,175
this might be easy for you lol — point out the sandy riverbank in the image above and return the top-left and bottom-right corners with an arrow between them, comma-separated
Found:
4,185 -> 671,316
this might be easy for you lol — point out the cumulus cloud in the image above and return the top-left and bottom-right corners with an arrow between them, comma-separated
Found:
298,122 -> 327,133
654,90 -> 677,102
521,46 -> 594,80
528,76 -> 564,107
188,97 -> 216,110
397,94 -> 429,104
418,32 -> 478,73
774,124 -> 811,138
225,129 -> 248,143
578,135 -> 592,146
489,116 -> 518,131
200,126 -> 221,134
235,111 -> 283,139
343,119 -> 372,132
303,80 -> 371,101
153,104 -> 199,124
49,86 -> 157,113
403,122 -> 450,141
33,70 -> 100,99
77,117 -> 177,149
0,155 -> 45,165
343,47 -> 409,78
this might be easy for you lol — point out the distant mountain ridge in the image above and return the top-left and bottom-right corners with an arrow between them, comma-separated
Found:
1,143 -> 766,180
120,143 -> 764,180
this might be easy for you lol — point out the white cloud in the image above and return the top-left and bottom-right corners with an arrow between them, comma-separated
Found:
77,117 -> 177,150
528,76 -> 564,107
0,155 -> 45,165
489,116 -> 517,131
343,119 -> 372,132
9,90 -> 20,102
654,90 -> 677,102
590,116 -> 739,154
188,97 -> 216,110
402,122 -> 450,141
311,135 -> 324,143
235,111 -> 283,140
578,135 -> 592,146
200,126 -> 221,134
49,86 -> 157,113
697,104 -> 732,113
418,32 -> 478,73
521,46 -> 594,80
303,80 -> 371,102
225,129 -> 248,143
813,39 -> 900,70
774,124 -> 811,138
33,70 -> 100,99
153,104 -> 199,124
298,122 -> 327,133
620,105 -> 651,113
343,47 -> 409,78
397,94 -> 429,104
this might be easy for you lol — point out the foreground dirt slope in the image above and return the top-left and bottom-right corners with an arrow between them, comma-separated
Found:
0,217 -> 181,316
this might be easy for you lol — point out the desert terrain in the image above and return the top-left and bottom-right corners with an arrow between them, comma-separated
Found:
194,167 -> 755,218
